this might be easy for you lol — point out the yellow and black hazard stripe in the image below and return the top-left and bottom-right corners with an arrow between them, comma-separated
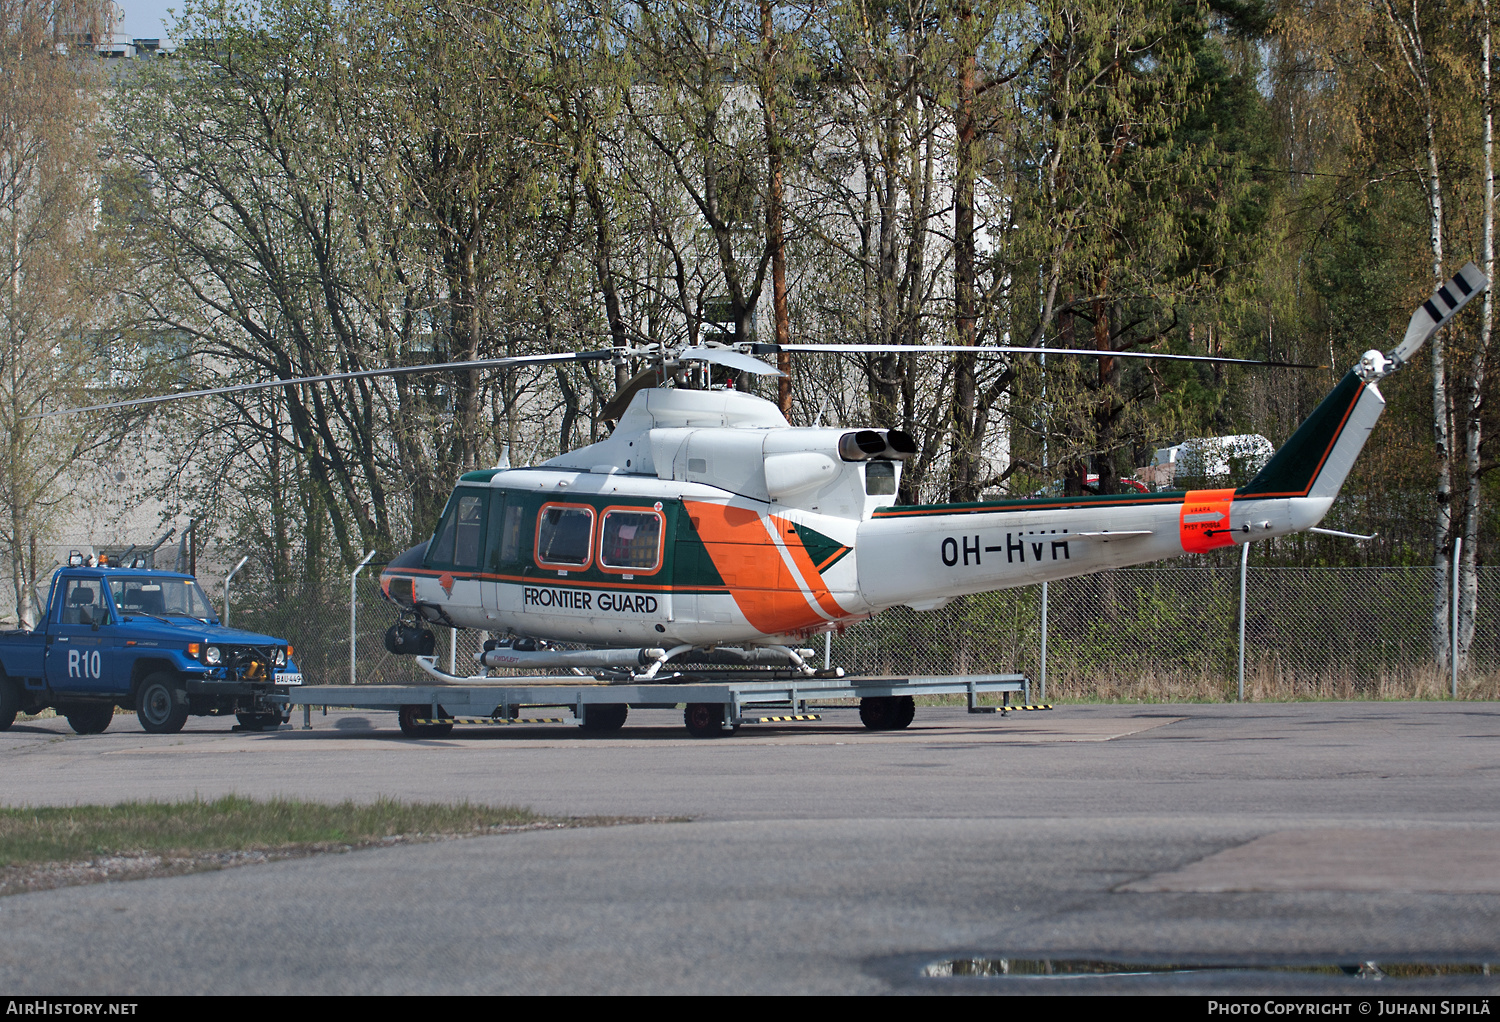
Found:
414,717 -> 567,726
971,704 -> 1054,714
744,714 -> 822,724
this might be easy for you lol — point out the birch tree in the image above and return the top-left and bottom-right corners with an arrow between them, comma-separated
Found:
0,0 -> 126,626
1278,0 -> 1480,665
1458,0 -> 1492,665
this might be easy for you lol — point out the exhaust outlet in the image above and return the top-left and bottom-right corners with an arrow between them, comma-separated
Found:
839,430 -> 887,461
883,430 -> 917,459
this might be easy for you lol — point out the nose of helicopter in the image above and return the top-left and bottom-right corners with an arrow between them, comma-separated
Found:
378,541 -> 429,602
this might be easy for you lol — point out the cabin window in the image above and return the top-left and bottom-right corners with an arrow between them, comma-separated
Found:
427,489 -> 487,570
453,495 -> 485,567
535,504 -> 595,569
598,510 -> 664,573
501,505 -> 524,564
484,493 -> 528,572
865,460 -> 897,495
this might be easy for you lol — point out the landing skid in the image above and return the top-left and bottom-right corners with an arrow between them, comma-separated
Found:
447,645 -> 847,685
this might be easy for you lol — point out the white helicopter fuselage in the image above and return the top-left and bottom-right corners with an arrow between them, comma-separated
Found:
380,370 -> 1377,650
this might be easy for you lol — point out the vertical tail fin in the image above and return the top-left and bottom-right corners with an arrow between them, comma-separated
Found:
1237,371 -> 1381,498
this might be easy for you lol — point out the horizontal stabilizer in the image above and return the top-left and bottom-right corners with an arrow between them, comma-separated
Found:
1076,531 -> 1154,539
1392,262 -> 1488,363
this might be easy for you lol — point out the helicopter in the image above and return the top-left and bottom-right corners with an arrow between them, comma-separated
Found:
372,262 -> 1487,681
59,262 -> 1486,682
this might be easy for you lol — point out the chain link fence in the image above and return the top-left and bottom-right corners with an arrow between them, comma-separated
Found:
225,567 -> 1500,702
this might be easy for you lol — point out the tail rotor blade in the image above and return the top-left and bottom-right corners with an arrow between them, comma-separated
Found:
1392,262 -> 1488,363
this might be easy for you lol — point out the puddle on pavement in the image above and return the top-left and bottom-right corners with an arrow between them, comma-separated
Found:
923,958 -> 1496,980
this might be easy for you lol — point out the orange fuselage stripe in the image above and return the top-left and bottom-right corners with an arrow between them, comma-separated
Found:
764,517 -> 850,620
685,500 -> 846,633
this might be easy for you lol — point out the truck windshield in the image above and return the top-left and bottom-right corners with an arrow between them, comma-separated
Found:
108,577 -> 218,622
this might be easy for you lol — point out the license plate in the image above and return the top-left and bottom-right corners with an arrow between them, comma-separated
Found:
276,672 -> 304,686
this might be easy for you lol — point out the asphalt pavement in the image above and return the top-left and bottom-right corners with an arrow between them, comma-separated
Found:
0,702 -> 1497,995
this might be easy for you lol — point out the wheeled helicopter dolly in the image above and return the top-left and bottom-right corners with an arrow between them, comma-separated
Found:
284,666 -> 1043,738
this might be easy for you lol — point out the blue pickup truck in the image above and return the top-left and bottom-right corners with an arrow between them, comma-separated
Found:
0,566 -> 301,734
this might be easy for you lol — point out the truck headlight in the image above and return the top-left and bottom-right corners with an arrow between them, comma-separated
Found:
204,646 -> 222,666
275,647 -> 287,667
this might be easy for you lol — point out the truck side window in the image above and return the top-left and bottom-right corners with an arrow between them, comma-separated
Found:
60,581 -> 109,625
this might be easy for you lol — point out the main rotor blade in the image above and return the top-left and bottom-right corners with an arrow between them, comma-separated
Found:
748,342 -> 1323,369
678,346 -> 785,376
37,350 -> 616,418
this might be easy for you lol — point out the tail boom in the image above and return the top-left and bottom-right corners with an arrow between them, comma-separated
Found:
854,488 -> 1332,611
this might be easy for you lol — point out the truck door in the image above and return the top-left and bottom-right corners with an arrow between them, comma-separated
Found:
44,578 -> 124,696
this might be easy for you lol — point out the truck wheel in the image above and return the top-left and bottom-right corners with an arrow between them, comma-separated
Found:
236,712 -> 283,732
137,674 -> 189,734
65,703 -> 114,735
0,674 -> 18,732
579,703 -> 628,732
684,702 -> 737,738
398,704 -> 453,738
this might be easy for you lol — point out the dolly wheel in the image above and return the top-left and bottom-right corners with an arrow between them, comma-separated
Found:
0,674 -> 19,732
398,704 -> 454,738
859,696 -> 898,730
684,702 -> 737,738
65,703 -> 114,735
579,703 -> 628,732
892,695 -> 916,729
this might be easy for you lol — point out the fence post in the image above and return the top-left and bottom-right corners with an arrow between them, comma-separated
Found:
350,550 -> 376,686
1452,536 -> 1462,698
1238,541 -> 1250,701
222,555 -> 248,625
1039,581 -> 1048,702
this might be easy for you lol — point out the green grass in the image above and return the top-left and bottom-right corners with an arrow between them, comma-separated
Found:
0,796 -> 544,868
